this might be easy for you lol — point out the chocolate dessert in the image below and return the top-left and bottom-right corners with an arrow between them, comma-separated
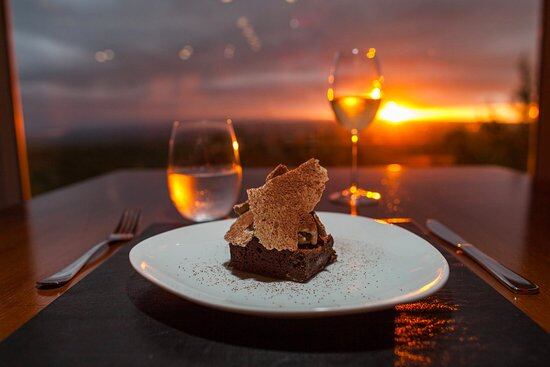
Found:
224,159 -> 336,282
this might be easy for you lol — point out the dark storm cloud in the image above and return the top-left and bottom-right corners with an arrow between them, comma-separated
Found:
11,0 -> 540,135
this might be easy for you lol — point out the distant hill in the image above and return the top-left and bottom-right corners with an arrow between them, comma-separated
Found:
25,119 -> 530,195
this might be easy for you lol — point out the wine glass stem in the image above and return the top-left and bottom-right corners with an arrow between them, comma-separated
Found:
351,130 -> 358,189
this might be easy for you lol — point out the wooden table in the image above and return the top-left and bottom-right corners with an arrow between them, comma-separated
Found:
0,166 -> 548,340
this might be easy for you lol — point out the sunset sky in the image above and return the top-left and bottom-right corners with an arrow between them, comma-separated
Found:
12,0 -> 540,137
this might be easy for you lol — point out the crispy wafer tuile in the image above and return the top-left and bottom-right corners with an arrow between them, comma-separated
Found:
265,164 -> 289,181
224,211 -> 254,246
233,201 -> 249,216
247,159 -> 328,250
232,164 -> 290,216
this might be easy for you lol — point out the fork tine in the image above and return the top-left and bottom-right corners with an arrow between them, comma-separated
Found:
114,210 -> 130,233
122,209 -> 139,234
130,210 -> 141,234
122,210 -> 136,234
120,210 -> 136,234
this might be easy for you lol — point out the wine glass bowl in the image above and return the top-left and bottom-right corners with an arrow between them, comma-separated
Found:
328,48 -> 383,207
167,120 -> 242,222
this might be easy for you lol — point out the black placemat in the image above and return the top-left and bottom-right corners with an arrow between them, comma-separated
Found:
1,222 -> 548,366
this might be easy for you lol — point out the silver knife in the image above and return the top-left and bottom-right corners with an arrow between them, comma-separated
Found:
426,219 -> 539,294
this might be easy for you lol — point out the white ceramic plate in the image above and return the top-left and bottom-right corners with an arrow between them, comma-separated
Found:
129,212 -> 449,317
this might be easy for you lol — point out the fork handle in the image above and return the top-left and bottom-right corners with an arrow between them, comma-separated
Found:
36,239 -> 111,288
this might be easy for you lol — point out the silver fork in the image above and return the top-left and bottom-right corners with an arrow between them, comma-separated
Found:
36,209 -> 141,288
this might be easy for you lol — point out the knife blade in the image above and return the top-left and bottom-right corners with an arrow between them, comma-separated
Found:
426,219 -> 466,246
426,219 -> 539,294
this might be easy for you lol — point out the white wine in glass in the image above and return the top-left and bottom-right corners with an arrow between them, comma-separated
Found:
330,95 -> 381,131
328,48 -> 383,206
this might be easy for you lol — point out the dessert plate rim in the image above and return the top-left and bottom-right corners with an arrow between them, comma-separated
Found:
129,212 -> 449,317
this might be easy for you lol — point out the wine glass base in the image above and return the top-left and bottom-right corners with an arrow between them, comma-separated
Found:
329,187 -> 381,207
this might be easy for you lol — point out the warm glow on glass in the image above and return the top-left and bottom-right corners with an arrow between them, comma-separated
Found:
366,47 -> 376,59
168,165 -> 242,222
341,95 -> 361,107
369,87 -> 382,100
367,191 -> 381,200
227,119 -> 240,159
327,87 -> 334,101
528,104 -> 539,119
387,163 -> 403,173
351,134 -> 358,143
347,186 -> 381,200
331,96 -> 381,131
331,96 -> 381,130
168,173 -> 191,211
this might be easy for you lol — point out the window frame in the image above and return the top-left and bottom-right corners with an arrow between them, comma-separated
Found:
536,0 -> 550,188
0,0 -> 548,203
0,0 -> 30,209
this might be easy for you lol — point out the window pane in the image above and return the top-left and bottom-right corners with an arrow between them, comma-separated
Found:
11,0 -> 540,194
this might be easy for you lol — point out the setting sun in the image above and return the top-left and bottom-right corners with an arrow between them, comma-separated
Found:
374,100 -> 523,124
378,101 -> 415,124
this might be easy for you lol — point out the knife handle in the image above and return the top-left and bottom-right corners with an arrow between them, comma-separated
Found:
460,243 -> 539,294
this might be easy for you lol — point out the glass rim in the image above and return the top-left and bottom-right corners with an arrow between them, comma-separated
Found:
168,118 -> 240,165
329,48 -> 382,83
170,119 -> 236,137
334,47 -> 378,56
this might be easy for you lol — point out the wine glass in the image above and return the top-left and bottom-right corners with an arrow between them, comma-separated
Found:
167,120 -> 242,222
327,48 -> 383,206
